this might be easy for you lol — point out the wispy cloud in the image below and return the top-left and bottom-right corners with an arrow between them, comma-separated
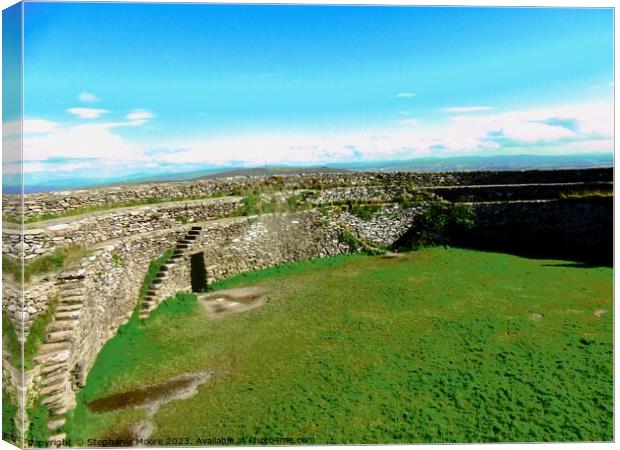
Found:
21,110 -> 156,162
78,91 -> 100,103
16,100 -> 612,180
396,92 -> 416,98
442,106 -> 493,113
126,110 -> 155,122
67,108 -> 109,119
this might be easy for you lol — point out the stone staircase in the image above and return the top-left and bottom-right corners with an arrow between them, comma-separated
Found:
35,272 -> 87,439
139,226 -> 202,320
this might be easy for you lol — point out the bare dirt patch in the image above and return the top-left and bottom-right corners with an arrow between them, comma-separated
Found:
380,251 -> 408,260
88,372 -> 212,444
198,286 -> 270,318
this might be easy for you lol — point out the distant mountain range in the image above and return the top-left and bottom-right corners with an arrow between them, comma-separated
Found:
325,153 -> 614,172
193,166 -> 348,179
10,153 -> 613,193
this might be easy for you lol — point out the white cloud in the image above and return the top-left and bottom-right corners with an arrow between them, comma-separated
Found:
24,119 -> 60,134
19,99 -> 613,178
78,91 -> 100,103
67,108 -> 109,119
442,106 -> 493,113
22,112 -> 155,162
126,110 -> 155,121
396,92 -> 416,98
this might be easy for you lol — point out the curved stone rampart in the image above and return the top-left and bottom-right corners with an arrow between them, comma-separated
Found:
3,197 -> 243,259
0,168 -> 612,441
32,206 -> 417,434
2,168 -> 611,220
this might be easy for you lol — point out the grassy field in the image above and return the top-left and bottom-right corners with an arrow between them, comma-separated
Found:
65,248 -> 613,444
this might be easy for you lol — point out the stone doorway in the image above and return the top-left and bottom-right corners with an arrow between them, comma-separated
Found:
190,252 -> 208,292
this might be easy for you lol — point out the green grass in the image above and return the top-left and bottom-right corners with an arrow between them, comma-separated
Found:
232,192 -> 314,217
65,248 -> 612,444
348,203 -> 381,221
3,298 -> 59,370
26,402 -> 51,447
2,392 -> 18,443
2,311 -> 21,368
3,246 -> 90,283
138,249 -> 173,302
560,189 -> 613,200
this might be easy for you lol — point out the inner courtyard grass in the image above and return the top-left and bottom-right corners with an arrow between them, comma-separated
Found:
65,247 -> 613,444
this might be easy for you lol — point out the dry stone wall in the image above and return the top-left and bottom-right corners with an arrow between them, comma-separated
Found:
464,197 -> 613,263
3,197 -> 242,259
335,203 -> 430,248
0,167 -> 613,441
2,168 -> 611,220
30,207 -> 415,429
3,277 -> 58,338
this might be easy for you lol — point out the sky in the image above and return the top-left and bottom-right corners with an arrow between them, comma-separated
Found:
2,2 -> 615,189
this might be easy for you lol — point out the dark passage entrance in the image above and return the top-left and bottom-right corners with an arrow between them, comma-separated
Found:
190,252 -> 207,292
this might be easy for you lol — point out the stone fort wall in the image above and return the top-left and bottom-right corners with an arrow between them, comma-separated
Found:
0,168 -> 613,439
2,167 -> 611,220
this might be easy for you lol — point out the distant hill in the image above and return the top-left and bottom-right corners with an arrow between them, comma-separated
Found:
328,153 -> 613,172
196,166 -> 350,180
11,153 -> 612,194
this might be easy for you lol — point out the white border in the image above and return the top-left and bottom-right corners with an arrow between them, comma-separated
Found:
0,2 -> 616,450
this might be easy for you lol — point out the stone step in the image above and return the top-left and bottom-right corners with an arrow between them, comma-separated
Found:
152,278 -> 164,284
47,417 -> 66,431
55,310 -> 82,320
42,363 -> 67,375
39,342 -> 71,355
40,382 -> 66,397
46,330 -> 73,343
146,289 -> 158,296
188,230 -> 200,235
179,240 -> 192,245
47,433 -> 66,442
41,372 -> 69,387
40,392 -> 66,406
176,244 -> 189,249
59,288 -> 83,296
191,226 -> 202,231
47,319 -> 78,332
59,296 -> 83,305
56,304 -> 82,313
36,350 -> 71,365
185,235 -> 197,241
162,263 -> 176,270
142,301 -> 156,309
139,312 -> 150,320
48,403 -> 69,416
34,349 -> 71,366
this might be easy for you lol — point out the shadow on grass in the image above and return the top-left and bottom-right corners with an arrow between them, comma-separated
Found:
541,262 -> 611,269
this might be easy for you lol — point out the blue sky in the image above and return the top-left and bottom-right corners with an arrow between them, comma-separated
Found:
2,3 -> 614,188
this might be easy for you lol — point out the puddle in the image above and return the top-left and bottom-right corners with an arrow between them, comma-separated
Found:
87,371 -> 212,445
198,286 -> 270,318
